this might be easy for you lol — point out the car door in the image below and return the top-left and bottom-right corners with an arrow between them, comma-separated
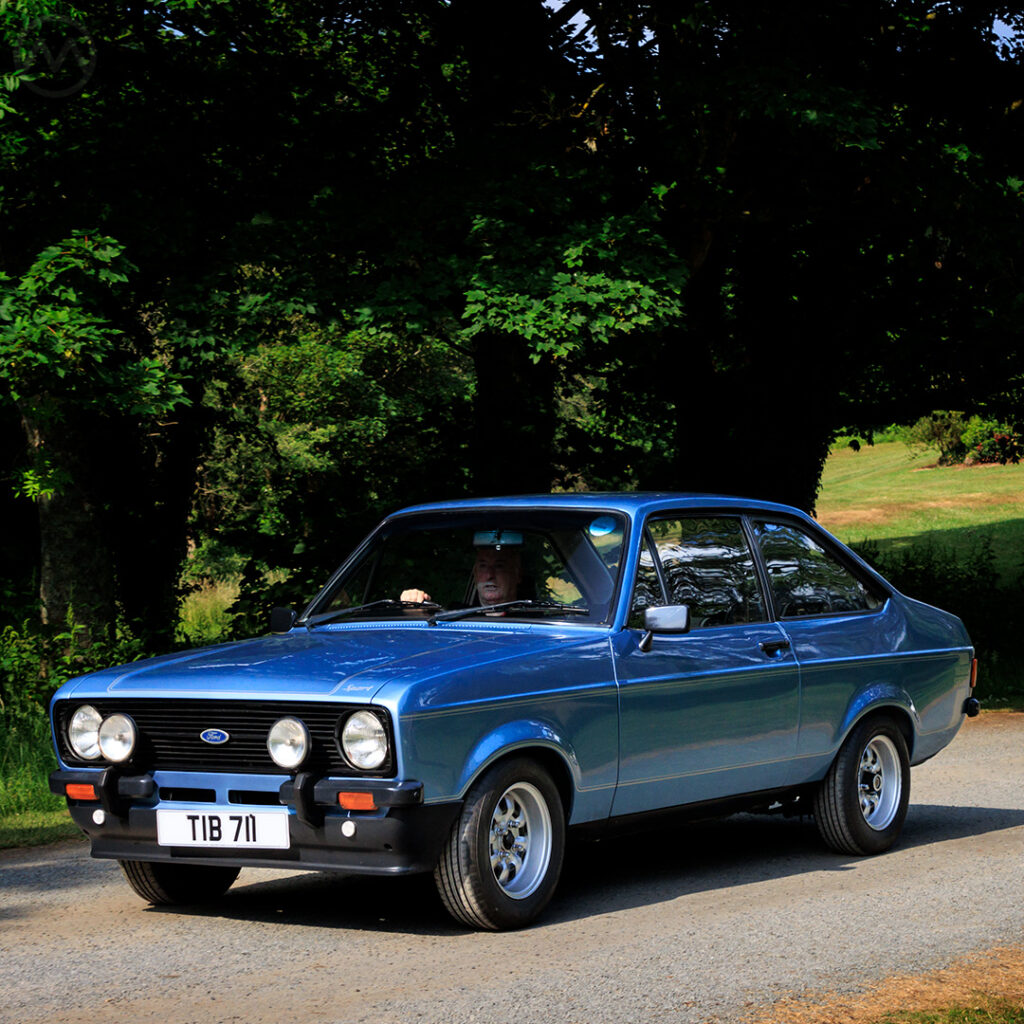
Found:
747,517 -> 896,779
611,514 -> 800,817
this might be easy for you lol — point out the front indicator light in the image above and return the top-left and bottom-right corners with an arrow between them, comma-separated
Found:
69,705 -> 103,760
66,783 -> 97,801
268,717 -> 310,769
98,713 -> 137,762
338,791 -> 376,811
341,711 -> 388,770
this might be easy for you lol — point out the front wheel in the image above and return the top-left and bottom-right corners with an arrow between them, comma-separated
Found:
814,715 -> 910,855
119,860 -> 240,905
434,758 -> 565,930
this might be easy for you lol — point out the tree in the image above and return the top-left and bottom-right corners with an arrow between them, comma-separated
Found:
1,0 -> 1022,647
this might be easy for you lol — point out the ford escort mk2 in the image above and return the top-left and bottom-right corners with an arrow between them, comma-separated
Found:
49,493 -> 978,929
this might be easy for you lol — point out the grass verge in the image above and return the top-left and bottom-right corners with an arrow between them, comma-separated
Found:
877,1004 -> 1024,1024
0,707 -> 74,848
0,809 -> 79,848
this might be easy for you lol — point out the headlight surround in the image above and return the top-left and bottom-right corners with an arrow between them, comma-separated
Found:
267,717 -> 310,770
69,705 -> 103,760
97,713 -> 137,763
341,710 -> 388,770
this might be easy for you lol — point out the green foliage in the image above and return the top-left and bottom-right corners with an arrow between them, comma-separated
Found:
962,416 -> 1023,464
0,707 -> 63,820
0,232 -> 186,420
459,197 -> 689,359
905,412 -> 969,465
176,578 -> 239,647
0,613 -> 145,716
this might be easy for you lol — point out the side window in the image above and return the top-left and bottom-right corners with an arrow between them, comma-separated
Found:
752,520 -> 883,617
645,517 -> 766,629
628,535 -> 664,629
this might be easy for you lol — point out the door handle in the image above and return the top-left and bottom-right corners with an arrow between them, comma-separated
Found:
759,639 -> 791,657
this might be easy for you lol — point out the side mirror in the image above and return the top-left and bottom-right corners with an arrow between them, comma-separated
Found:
270,606 -> 297,634
639,604 -> 690,652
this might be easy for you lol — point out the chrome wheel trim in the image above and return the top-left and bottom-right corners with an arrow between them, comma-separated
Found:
488,782 -> 552,900
858,734 -> 902,831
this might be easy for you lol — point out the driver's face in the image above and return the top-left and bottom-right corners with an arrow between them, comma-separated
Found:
473,549 -> 521,605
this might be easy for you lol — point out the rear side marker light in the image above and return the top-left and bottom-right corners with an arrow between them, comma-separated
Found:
338,792 -> 376,811
66,783 -> 97,801
970,658 -> 978,689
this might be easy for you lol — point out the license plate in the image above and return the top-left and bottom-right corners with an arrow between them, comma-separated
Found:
156,809 -> 290,849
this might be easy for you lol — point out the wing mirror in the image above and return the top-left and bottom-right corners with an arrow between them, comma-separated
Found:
270,606 -> 297,634
639,604 -> 690,652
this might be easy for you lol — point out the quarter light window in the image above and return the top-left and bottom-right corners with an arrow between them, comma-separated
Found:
752,520 -> 883,617
635,517 -> 766,629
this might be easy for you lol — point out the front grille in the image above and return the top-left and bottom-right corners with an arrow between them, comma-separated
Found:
53,698 -> 394,777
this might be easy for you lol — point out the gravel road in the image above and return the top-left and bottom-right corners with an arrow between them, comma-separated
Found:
2,713 -> 1022,1024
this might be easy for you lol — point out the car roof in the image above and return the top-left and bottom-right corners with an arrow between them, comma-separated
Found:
394,492 -> 812,522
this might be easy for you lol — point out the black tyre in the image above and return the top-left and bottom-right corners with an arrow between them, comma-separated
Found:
118,860 -> 240,905
814,715 -> 910,855
434,758 -> 565,931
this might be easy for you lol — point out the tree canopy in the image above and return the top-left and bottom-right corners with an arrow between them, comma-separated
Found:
1,0 -> 1022,644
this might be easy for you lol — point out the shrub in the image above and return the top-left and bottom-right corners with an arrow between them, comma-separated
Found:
904,411 -> 968,465
961,415 -> 1023,464
0,615 -> 146,717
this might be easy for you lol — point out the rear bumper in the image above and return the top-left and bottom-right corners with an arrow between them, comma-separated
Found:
51,768 -> 461,875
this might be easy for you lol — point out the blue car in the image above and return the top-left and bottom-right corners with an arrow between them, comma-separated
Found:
49,493 -> 979,930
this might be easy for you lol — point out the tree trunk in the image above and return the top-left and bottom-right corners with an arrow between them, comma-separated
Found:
20,405 -> 116,643
470,333 -> 557,495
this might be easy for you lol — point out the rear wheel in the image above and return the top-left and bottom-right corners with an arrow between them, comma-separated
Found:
434,758 -> 565,931
814,715 -> 910,855
118,860 -> 240,905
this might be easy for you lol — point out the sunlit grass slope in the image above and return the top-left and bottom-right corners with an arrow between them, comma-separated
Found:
817,442 -> 1024,584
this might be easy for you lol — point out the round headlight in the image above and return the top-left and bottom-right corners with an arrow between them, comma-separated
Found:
268,717 -> 309,769
98,713 -> 137,763
341,711 -> 388,770
69,705 -> 102,760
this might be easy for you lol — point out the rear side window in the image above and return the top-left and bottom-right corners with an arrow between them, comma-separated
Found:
638,517 -> 767,629
751,520 -> 883,618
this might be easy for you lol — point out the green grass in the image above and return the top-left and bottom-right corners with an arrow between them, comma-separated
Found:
819,440 -> 1024,709
878,1002 -> 1024,1024
0,708 -> 75,848
176,576 -> 241,645
0,809 -> 79,848
818,441 -> 1024,585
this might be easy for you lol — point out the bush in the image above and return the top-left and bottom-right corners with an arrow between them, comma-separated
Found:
904,411 -> 968,465
961,415 -> 1023,464
0,615 -> 147,717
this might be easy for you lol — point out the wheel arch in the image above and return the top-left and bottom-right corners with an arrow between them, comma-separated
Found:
455,722 -> 579,823
840,698 -> 917,762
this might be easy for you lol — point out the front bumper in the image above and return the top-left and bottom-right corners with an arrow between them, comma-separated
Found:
51,767 -> 461,875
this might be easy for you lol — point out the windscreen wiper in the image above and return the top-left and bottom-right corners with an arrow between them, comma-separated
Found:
428,600 -> 590,626
305,598 -> 439,627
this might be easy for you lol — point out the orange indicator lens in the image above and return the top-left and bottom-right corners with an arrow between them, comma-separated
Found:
970,658 -> 978,689
337,792 -> 376,811
66,783 -> 97,801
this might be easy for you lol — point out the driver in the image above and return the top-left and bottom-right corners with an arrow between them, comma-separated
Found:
401,532 -> 523,609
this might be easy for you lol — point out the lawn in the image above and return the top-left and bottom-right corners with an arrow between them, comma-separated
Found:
817,441 -> 1024,585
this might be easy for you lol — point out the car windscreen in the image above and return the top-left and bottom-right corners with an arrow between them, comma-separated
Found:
306,509 -> 627,626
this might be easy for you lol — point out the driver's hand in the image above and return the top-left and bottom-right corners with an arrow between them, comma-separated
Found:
400,588 -> 432,603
